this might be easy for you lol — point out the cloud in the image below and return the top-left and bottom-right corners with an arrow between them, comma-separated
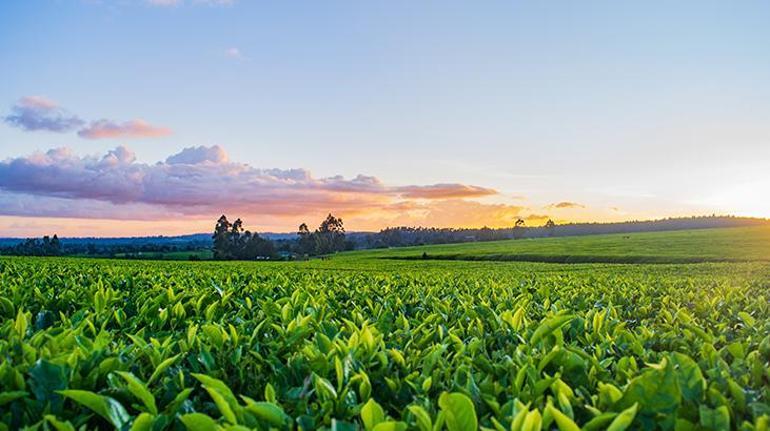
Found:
396,184 -> 497,199
78,119 -> 172,139
548,201 -> 585,209
387,199 -> 528,228
166,145 -> 228,164
4,96 -> 170,140
4,97 -> 84,132
0,191 -> 174,221
225,47 -> 244,59
0,146 -> 513,229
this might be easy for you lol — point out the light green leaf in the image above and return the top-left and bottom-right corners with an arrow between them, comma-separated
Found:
147,354 -> 179,384
581,412 -> 617,431
242,397 -> 291,428
314,374 -> 338,400
737,311 -> 755,326
193,373 -> 241,424
529,315 -> 574,345
264,383 -> 276,403
521,409 -> 542,431
372,421 -> 407,431
607,403 -> 638,431
14,309 -> 28,337
361,398 -> 385,431
58,389 -> 130,429
130,413 -> 155,431
115,371 -> 157,414
180,413 -> 222,431
407,405 -> 432,431
438,392 -> 477,431
44,415 -> 75,431
165,388 -> 193,415
545,403 -> 579,431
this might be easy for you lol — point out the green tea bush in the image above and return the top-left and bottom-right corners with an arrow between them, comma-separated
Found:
0,257 -> 768,430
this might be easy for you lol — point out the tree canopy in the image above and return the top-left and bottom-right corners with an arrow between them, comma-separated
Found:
296,213 -> 349,256
212,215 -> 276,260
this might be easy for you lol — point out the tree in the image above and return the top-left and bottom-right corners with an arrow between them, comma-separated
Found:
544,219 -> 556,237
212,215 -> 233,259
8,234 -> 63,256
318,214 -> 345,235
513,218 -> 526,240
315,214 -> 346,255
296,214 -> 348,256
477,226 -> 496,242
230,218 -> 245,254
213,215 -> 277,260
297,223 -> 314,255
240,231 -> 276,260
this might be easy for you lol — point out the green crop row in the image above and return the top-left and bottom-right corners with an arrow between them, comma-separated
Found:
0,257 -> 768,430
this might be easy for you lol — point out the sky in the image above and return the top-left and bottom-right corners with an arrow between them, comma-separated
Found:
1,0 -> 769,237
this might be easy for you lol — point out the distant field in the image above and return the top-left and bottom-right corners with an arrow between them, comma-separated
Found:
112,250 -> 214,260
342,225 -> 770,264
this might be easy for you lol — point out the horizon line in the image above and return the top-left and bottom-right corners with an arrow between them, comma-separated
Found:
0,214 -> 766,240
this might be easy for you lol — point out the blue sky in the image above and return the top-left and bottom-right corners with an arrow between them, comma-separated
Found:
1,1 -> 769,235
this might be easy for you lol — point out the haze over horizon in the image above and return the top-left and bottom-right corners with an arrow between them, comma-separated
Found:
1,1 -> 769,237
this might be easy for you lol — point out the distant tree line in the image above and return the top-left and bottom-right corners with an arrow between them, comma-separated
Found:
211,213 -> 350,260
360,218 -> 536,248
0,235 -> 208,258
358,215 -> 769,249
1,235 -> 62,256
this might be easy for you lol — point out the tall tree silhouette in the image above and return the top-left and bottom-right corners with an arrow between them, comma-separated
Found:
295,214 -> 348,256
544,219 -> 556,237
297,223 -> 314,255
212,215 -> 233,259
513,218 -> 526,240
315,214 -> 346,254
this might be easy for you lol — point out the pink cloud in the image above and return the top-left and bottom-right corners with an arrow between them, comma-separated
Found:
396,183 -> 497,199
18,96 -> 58,110
77,119 -> 172,139
4,96 -> 170,140
0,146 -> 512,228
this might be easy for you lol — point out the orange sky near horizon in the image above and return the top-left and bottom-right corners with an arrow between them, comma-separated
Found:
0,204 -> 713,238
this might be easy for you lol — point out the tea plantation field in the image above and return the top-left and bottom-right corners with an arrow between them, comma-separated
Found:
347,226 -> 770,264
1,229 -> 770,430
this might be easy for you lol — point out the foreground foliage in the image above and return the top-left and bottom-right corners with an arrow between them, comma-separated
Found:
0,257 -> 769,430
